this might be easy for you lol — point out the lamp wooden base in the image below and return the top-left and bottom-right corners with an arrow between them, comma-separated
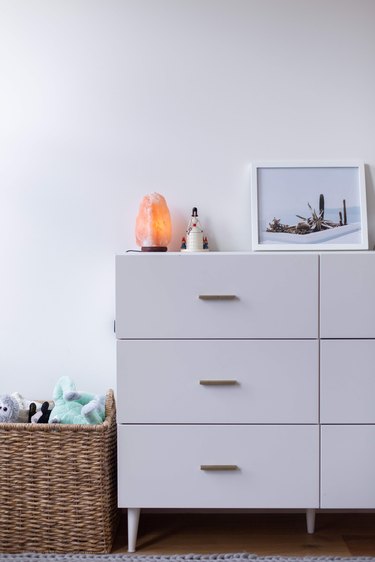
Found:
141,246 -> 167,252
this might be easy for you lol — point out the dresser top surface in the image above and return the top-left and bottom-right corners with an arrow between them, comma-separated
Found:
118,250 -> 375,257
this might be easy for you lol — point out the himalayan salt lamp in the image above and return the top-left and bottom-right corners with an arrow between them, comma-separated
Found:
135,193 -> 172,251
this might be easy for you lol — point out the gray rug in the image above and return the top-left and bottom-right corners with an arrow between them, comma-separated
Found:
0,553 -> 375,562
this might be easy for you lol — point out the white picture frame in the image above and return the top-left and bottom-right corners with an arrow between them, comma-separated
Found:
251,161 -> 368,251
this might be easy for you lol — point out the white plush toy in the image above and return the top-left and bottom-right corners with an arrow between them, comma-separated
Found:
0,394 -> 19,423
11,392 -> 45,423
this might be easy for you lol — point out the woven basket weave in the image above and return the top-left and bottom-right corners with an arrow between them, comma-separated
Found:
0,389 -> 119,553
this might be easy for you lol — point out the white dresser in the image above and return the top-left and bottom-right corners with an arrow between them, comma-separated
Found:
116,252 -> 375,552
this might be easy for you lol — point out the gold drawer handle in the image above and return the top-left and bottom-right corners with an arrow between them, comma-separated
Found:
200,465 -> 239,471
199,380 -> 238,386
198,295 -> 238,301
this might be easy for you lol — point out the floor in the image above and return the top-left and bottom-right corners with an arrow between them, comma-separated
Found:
111,512 -> 375,556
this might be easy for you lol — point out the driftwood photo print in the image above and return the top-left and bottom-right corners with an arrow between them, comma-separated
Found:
251,162 -> 368,251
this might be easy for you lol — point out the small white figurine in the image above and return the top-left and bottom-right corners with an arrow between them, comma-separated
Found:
181,207 -> 209,252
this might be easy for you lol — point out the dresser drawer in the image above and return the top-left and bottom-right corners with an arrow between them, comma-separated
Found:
321,340 -> 375,423
118,425 -> 319,508
320,253 -> 375,338
321,425 -> 375,508
117,339 -> 318,424
116,254 -> 318,339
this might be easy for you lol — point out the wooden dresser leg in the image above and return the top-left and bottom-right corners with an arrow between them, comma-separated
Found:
128,508 -> 141,552
306,508 -> 315,534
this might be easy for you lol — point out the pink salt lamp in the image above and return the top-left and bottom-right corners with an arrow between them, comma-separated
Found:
135,193 -> 172,252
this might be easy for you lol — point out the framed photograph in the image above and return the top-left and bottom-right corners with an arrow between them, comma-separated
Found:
251,161 -> 368,251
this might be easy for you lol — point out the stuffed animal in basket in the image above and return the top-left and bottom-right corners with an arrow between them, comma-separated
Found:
12,392 -> 45,423
0,394 -> 19,422
49,376 -> 105,425
31,401 -> 52,423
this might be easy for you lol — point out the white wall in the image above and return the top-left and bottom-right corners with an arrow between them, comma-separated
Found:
1,0 -> 374,397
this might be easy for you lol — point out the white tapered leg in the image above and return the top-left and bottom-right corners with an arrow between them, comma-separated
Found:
306,508 -> 315,534
128,508 -> 140,553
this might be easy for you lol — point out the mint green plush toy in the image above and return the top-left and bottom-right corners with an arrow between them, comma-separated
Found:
49,376 -> 105,425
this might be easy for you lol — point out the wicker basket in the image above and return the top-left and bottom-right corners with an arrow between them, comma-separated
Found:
0,389 -> 119,553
